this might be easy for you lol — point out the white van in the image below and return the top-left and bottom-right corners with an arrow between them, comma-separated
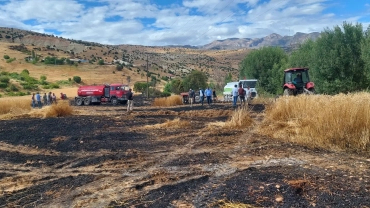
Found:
238,79 -> 258,99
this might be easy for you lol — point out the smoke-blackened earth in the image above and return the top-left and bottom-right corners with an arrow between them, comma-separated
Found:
0,100 -> 369,208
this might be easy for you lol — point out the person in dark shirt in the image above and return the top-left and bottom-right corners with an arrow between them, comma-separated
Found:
127,89 -> 133,112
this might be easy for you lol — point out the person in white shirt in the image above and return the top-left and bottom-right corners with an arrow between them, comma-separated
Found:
232,84 -> 239,107
245,86 -> 252,105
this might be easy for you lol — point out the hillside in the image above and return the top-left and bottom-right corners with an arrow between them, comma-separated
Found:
0,27 -> 319,98
0,27 -> 248,97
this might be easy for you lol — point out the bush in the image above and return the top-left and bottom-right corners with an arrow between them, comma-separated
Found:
21,69 -> 30,75
0,76 -> 10,83
6,58 -> 16,63
49,83 -> 60,89
0,83 -> 8,88
9,84 -> 18,91
3,55 -> 10,59
73,76 -> 81,83
22,84 -> 38,90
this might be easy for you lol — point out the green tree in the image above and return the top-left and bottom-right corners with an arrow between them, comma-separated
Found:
224,72 -> 232,84
362,25 -> 370,81
98,60 -> 104,65
133,82 -> 148,93
169,78 -> 184,94
312,22 -> 366,94
239,47 -> 287,94
182,70 -> 208,90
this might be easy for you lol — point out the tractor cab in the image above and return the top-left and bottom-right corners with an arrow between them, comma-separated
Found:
283,68 -> 315,96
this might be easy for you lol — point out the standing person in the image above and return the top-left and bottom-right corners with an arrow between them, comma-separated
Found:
48,92 -> 53,105
232,84 -> 239,107
43,93 -> 47,106
31,93 -> 36,108
127,88 -> 133,113
36,92 -> 42,108
205,87 -> 212,106
212,89 -> 217,103
46,92 -> 50,105
52,93 -> 57,104
246,86 -> 252,105
188,88 -> 195,107
238,84 -> 246,106
199,88 -> 205,106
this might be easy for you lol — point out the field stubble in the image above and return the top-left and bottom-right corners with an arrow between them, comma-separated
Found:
0,94 -> 369,207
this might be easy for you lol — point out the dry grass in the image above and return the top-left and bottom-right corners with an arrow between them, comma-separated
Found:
145,118 -> 191,129
44,100 -> 73,118
152,95 -> 183,107
206,107 -> 253,130
213,200 -> 257,208
258,93 -> 370,152
0,97 -> 31,115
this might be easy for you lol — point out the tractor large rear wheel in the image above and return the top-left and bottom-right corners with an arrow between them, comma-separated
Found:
283,89 -> 293,96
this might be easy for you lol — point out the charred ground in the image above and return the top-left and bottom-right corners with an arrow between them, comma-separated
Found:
0,99 -> 369,208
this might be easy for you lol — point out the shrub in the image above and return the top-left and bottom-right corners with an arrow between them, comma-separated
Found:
0,76 -> 10,83
21,69 -> 30,75
49,83 -> 60,89
3,55 -> 10,59
6,58 -> 16,63
40,75 -> 47,81
73,76 -> 81,83
0,83 -> 8,88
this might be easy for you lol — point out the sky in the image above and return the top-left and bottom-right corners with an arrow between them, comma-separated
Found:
0,0 -> 369,46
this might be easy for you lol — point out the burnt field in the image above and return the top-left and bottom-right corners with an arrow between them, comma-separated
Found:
0,100 -> 369,208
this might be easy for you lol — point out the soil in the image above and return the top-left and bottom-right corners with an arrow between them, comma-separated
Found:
0,97 -> 369,208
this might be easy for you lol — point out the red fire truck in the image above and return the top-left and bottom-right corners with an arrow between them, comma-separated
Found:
75,83 -> 130,106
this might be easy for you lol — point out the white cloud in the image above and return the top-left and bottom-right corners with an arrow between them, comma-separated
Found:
0,0 -> 368,46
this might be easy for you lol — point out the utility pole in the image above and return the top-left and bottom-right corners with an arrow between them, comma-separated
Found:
146,55 -> 149,98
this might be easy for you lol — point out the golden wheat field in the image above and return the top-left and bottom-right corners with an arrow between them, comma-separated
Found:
258,93 -> 370,152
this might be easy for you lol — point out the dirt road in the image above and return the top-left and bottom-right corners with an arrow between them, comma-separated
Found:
0,101 -> 369,207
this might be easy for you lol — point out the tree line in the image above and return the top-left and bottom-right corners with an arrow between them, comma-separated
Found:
239,22 -> 370,95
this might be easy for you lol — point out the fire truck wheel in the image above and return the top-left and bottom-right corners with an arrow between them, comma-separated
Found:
111,98 -> 118,105
84,98 -> 90,105
75,97 -> 83,106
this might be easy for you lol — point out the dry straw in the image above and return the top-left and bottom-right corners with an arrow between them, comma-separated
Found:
44,100 -> 73,118
152,95 -> 182,107
145,118 -> 190,129
0,97 -> 31,115
258,93 -> 370,152
206,106 -> 253,130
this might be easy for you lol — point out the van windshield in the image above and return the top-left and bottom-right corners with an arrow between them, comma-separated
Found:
240,80 -> 257,88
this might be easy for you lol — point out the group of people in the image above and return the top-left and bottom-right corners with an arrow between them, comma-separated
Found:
31,92 -> 61,108
188,87 -> 217,107
232,84 -> 252,107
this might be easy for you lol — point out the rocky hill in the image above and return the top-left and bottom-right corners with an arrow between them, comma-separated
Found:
0,27 -> 320,86
202,32 -> 321,50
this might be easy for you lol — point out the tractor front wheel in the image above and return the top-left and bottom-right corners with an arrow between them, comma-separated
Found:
308,88 -> 315,95
283,89 -> 294,96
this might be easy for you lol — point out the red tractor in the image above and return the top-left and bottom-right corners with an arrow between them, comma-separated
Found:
283,68 -> 315,96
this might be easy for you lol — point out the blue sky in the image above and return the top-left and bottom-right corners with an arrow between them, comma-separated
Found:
0,0 -> 369,46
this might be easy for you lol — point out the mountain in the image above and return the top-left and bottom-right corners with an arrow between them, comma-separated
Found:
201,32 -> 321,50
